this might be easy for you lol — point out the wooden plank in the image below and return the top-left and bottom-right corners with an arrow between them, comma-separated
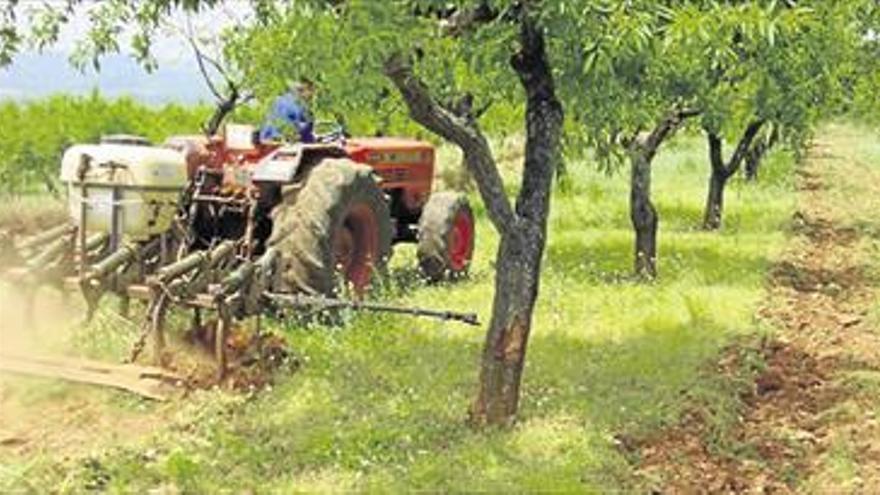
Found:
7,354 -> 181,382
0,353 -> 182,401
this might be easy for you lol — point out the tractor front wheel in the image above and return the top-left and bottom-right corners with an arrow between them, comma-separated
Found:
417,192 -> 475,282
269,159 -> 392,296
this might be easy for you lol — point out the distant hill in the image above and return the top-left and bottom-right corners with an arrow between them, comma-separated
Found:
0,52 -> 213,105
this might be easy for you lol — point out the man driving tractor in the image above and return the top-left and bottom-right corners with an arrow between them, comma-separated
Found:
259,79 -> 316,143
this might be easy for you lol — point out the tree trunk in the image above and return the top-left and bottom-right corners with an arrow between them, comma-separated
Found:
702,121 -> 764,230
469,232 -> 542,424
470,10 -> 563,427
629,147 -> 658,279
744,126 -> 778,181
383,8 -> 563,427
744,143 -> 763,181
703,167 -> 727,230
624,109 -> 699,280
40,169 -> 60,199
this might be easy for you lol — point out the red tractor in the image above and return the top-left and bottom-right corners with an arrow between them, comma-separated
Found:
166,123 -> 475,295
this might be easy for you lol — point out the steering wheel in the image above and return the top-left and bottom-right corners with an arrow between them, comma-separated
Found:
313,121 -> 347,144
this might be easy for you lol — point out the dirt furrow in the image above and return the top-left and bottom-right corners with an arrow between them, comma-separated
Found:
636,132 -> 880,493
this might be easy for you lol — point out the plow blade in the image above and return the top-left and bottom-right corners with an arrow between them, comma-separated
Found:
0,353 -> 182,401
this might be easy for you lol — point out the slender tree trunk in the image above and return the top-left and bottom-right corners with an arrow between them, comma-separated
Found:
384,9 -> 563,427
470,11 -> 563,427
204,90 -> 238,137
744,126 -> 778,181
40,169 -> 60,199
702,121 -> 764,230
703,167 -> 727,230
470,231 -> 542,424
629,147 -> 658,278
625,109 -> 700,280
744,143 -> 763,181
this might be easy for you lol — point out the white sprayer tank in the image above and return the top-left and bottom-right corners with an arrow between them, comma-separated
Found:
60,143 -> 187,241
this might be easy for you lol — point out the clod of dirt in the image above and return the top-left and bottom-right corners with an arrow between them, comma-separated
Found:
755,368 -> 784,396
0,435 -> 27,447
177,323 -> 298,392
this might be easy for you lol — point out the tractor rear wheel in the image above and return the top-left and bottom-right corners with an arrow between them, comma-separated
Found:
269,159 -> 392,296
417,192 -> 475,282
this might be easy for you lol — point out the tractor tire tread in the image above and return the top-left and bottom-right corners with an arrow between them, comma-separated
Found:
417,191 -> 474,282
269,159 -> 391,295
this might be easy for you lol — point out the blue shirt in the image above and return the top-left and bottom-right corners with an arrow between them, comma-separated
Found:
259,92 -> 315,143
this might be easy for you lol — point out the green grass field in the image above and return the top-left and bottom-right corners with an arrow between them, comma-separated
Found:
0,131 -> 799,493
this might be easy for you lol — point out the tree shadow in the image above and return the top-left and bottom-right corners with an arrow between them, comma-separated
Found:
545,233 -> 772,286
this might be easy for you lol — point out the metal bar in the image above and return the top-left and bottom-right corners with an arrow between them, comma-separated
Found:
126,283 -> 152,300
27,235 -> 72,269
215,301 -> 230,381
109,185 -> 122,252
85,232 -> 109,251
215,260 -> 256,297
265,293 -> 480,326
79,242 -> 142,322
78,179 -> 88,276
153,241 -> 234,285
160,232 -> 171,267
150,292 -> 171,366
16,223 -> 74,251
257,247 -> 280,271
254,247 -> 280,292
208,241 -> 236,268
81,233 -> 110,265
154,250 -> 208,283
69,182 -> 182,192
192,194 -> 251,205
242,196 -> 257,258
84,243 -> 138,281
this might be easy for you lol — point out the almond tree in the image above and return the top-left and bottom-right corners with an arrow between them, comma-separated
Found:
690,1 -> 861,230
562,2 -> 706,278
845,1 -> 880,127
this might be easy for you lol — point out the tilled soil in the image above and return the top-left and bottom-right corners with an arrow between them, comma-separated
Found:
636,134 -> 880,493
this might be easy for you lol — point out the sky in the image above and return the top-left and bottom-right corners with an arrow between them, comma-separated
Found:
0,1 -> 252,105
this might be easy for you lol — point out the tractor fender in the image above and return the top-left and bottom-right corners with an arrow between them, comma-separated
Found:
252,146 -> 305,183
252,144 -> 347,184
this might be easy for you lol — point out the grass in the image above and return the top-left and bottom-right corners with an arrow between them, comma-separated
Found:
0,130 -> 798,493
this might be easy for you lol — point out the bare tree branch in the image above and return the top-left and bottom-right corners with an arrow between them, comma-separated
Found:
632,107 -> 700,161
707,119 -> 765,178
165,14 -> 251,136
384,53 -> 516,236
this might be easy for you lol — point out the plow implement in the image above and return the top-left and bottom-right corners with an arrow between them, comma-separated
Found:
1,219 -> 478,392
